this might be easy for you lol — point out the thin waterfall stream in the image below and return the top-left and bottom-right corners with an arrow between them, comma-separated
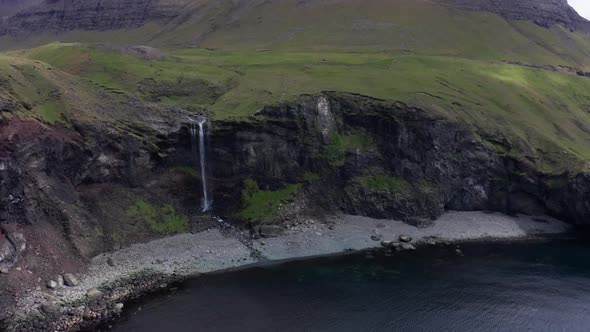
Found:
190,119 -> 211,212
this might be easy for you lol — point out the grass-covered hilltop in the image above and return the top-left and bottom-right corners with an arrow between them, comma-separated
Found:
2,0 -> 590,330
5,42 -> 590,172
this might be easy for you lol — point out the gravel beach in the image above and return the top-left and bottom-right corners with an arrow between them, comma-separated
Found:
8,211 -> 571,331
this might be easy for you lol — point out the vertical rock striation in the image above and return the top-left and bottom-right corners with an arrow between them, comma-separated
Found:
0,0 -> 183,36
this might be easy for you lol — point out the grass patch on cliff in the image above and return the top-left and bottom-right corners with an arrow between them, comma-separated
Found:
239,179 -> 301,222
35,101 -> 70,126
0,55 -> 93,127
324,131 -> 374,167
173,166 -> 198,178
356,175 -> 411,193
302,172 -> 321,182
127,199 -> 189,235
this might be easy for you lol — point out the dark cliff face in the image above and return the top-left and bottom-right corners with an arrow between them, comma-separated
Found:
204,95 -> 498,224
0,0 -> 181,36
202,94 -> 590,225
437,0 -> 590,32
3,93 -> 588,256
0,0 -> 41,17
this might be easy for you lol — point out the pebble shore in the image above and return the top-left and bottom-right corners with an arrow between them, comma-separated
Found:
6,211 -> 571,331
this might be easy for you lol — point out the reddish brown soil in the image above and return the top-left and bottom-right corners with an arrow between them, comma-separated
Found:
0,120 -> 85,322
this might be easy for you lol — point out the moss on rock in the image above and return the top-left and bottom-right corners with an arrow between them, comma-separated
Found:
356,175 -> 411,194
324,131 -> 374,168
239,179 -> 301,222
127,199 -> 189,235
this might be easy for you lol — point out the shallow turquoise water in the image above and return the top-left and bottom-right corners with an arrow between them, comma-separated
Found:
107,238 -> 590,332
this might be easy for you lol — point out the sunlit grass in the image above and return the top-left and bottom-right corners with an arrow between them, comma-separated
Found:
4,42 -> 590,173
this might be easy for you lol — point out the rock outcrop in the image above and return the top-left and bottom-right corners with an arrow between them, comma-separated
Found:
436,0 -> 590,32
204,94 -> 498,222
0,0 -> 183,36
0,230 -> 26,273
194,93 -> 590,226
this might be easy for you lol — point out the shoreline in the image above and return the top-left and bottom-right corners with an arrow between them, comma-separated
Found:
4,211 -> 572,331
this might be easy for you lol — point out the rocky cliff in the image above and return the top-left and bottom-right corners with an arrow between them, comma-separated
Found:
0,0 -> 182,36
1,92 -> 588,273
206,93 -> 590,226
0,0 -> 41,17
437,0 -> 590,32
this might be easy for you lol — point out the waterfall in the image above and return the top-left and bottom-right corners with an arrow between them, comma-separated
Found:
190,119 -> 211,212
198,119 -> 211,212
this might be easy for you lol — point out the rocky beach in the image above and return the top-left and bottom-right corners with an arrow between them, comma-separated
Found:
4,211 -> 571,331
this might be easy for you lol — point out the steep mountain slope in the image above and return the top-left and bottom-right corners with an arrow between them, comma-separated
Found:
3,0 -> 590,35
1,0 -> 590,69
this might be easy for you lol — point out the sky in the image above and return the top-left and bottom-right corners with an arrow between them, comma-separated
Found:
569,0 -> 590,20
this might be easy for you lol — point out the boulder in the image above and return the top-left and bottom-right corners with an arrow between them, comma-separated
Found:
422,236 -> 438,245
424,238 -> 437,245
86,288 -> 103,299
63,273 -> 79,287
401,243 -> 417,251
40,302 -> 60,315
0,237 -> 16,273
399,235 -> 412,243
114,303 -> 124,312
371,230 -> 382,241
381,240 -> 393,248
56,275 -> 64,287
7,232 -> 26,253
46,280 -> 58,290
0,238 -> 16,264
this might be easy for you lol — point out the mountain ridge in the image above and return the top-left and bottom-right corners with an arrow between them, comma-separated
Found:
1,0 -> 589,51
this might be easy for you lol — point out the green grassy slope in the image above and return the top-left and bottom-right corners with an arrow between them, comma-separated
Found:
0,48 -> 171,132
2,0 -> 590,69
0,54 -> 74,126
5,43 -> 590,174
